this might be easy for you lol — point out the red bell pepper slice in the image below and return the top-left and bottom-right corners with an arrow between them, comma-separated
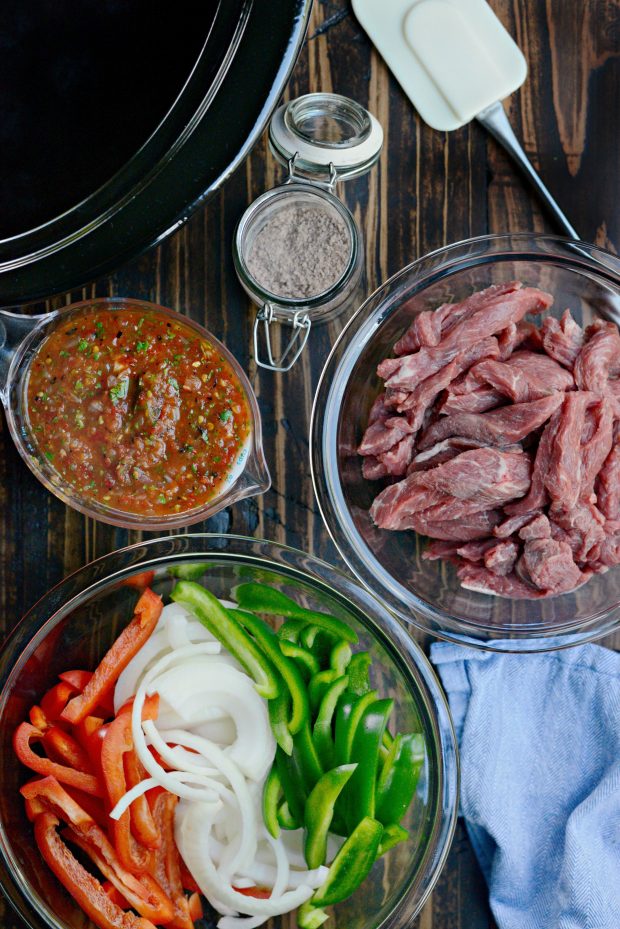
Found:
233,886 -> 273,899
41,682 -> 77,722
43,726 -> 93,774
63,786 -> 111,832
22,777 -> 174,924
60,671 -> 115,717
150,791 -> 193,929
100,695 -> 160,873
14,723 -> 103,796
122,571 -> 156,591
103,881 -> 131,910
33,811 -> 157,929
123,749 -> 160,849
29,705 -> 49,731
65,828 -> 175,925
188,893 -> 203,922
61,589 -> 163,726
179,862 -> 200,894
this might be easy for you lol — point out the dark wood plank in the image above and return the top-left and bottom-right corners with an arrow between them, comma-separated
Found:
2,1 -> 620,927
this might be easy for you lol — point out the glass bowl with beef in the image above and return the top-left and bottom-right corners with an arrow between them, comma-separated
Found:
311,233 -> 620,651
1,299 -> 269,529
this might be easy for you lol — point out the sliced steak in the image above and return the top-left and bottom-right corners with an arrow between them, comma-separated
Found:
483,539 -> 519,576
549,501 -> 606,562
580,397 -> 614,501
467,351 -> 573,403
521,537 -> 585,594
545,392 -> 593,510
407,508 -> 503,540
456,538 -> 498,562
457,563 -> 547,598
494,511 -> 542,538
407,437 -> 489,473
440,385 -> 505,415
378,434 -> 415,478
418,393 -> 563,450
596,423 -> 620,520
574,319 -> 620,391
393,281 -> 521,356
504,410 -> 561,516
518,513 -> 551,540
379,286 -> 553,391
541,309 -> 585,369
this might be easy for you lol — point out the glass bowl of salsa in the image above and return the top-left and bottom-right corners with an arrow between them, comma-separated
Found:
0,298 -> 270,528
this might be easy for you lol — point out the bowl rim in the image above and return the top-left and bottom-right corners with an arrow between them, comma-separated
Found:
310,232 -> 620,653
0,533 -> 459,929
4,297 -> 271,529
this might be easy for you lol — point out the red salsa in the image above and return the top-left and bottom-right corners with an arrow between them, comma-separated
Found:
26,307 -> 252,518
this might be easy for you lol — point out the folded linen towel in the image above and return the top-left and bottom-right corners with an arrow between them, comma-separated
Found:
430,640 -> 620,929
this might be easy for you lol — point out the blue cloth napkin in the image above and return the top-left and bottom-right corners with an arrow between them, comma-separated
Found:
430,640 -> 620,929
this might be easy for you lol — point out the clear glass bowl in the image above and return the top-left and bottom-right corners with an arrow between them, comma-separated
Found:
0,298 -> 270,529
0,535 -> 457,929
310,234 -> 620,652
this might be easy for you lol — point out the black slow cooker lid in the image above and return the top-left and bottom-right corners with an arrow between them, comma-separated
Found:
0,0 -> 311,307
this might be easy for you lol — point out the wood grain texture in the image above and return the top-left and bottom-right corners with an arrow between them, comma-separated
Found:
2,1 -> 620,927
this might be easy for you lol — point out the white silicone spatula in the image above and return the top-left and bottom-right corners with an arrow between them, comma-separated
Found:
352,0 -> 578,238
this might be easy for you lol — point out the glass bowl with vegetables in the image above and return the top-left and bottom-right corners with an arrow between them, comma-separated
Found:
0,298 -> 269,529
0,534 -> 457,929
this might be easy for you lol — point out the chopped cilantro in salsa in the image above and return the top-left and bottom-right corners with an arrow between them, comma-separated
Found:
26,308 -> 251,518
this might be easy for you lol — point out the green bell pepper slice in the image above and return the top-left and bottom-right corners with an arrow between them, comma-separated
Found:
377,823 -> 409,857
275,747 -> 306,826
297,900 -> 329,929
269,691 -> 293,755
167,562 -> 209,581
311,817 -> 383,907
262,766 -> 281,839
170,582 -> 280,699
376,733 -> 425,826
293,722 -> 324,794
304,764 -> 357,869
330,640 -> 352,677
346,698 -> 394,829
309,669 -> 340,711
278,618 -> 306,643
277,799 -> 299,830
232,583 -> 358,643
334,690 -> 378,765
229,608 -> 309,734
279,640 -> 320,680
312,675 -> 350,770
347,652 -> 371,696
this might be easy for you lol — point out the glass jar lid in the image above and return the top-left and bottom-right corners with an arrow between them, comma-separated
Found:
269,92 -> 384,182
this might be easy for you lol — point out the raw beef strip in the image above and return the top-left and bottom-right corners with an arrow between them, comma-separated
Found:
417,393 -> 563,450
504,410 -> 561,516
422,540 -> 462,561
494,511 -> 542,538
378,434 -> 415,477
393,281 -> 520,356
541,309 -> 584,369
440,385 -> 505,415
483,539 -> 519,576
497,323 -> 518,361
407,509 -> 502,540
393,308 -> 443,355
417,447 -> 531,503
574,319 -> 620,391
597,520 -> 620,567
468,351 -> 573,403
358,393 -> 410,457
362,456 -> 388,481
398,337 -> 500,426
580,397 -> 614,501
549,502 -> 606,562
521,538 -> 585,594
379,286 -> 553,391
457,563 -> 547,598
456,538 -> 498,561
596,423 -> 620,519
519,514 -> 551,540
545,392 -> 593,510
371,448 -> 531,530
407,437 -> 488,472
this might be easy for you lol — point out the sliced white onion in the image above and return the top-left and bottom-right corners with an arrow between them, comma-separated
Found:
109,777 -> 161,820
175,801 -> 314,918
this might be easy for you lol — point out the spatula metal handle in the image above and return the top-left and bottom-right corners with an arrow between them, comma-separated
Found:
476,101 -> 579,240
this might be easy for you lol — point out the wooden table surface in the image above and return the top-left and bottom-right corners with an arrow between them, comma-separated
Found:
3,1 -> 620,927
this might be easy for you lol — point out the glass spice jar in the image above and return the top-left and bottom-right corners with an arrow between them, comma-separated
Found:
233,93 -> 383,371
